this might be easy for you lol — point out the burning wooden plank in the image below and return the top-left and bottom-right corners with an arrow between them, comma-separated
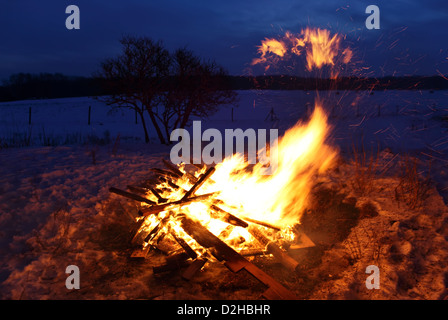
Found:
181,166 -> 216,200
139,192 -> 218,216
148,187 -> 168,204
110,158 -> 318,297
248,225 -> 299,273
109,187 -> 156,206
126,185 -> 150,195
162,158 -> 199,184
161,158 -> 184,178
241,216 -> 281,231
131,245 -> 151,259
210,205 -> 249,228
178,215 -> 298,300
170,230 -> 197,260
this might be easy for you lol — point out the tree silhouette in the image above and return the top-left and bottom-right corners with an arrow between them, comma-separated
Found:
98,36 -> 236,144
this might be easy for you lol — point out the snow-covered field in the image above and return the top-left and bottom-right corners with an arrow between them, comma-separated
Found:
0,90 -> 447,300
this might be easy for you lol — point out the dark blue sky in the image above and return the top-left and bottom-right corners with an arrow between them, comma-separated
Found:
1,0 -> 447,81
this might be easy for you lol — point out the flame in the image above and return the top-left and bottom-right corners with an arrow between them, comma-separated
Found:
251,27 -> 353,74
137,27 -> 347,254
139,102 -> 337,251
251,38 -> 287,70
203,102 -> 336,227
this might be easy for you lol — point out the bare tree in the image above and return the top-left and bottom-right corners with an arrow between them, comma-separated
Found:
98,37 -> 236,144
97,36 -> 171,143
157,48 -> 237,142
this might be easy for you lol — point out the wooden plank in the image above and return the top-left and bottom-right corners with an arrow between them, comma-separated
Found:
149,187 -> 168,203
210,205 -> 248,228
179,216 -> 298,300
170,230 -> 197,259
248,225 -> 299,273
131,218 -> 151,245
109,187 -> 156,205
241,217 -> 281,231
139,192 -> 218,216
162,158 -> 198,184
181,167 -> 215,200
131,245 -> 151,259
126,185 -> 150,195
150,168 -> 180,180
161,158 -> 183,177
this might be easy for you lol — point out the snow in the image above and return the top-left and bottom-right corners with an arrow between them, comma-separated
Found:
0,89 -> 447,299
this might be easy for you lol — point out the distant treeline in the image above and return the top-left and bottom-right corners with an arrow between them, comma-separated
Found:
1,72 -> 447,102
0,73 -> 108,102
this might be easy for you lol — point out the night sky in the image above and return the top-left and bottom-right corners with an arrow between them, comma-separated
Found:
1,0 -> 447,81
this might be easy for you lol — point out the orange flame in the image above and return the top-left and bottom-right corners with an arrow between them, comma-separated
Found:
251,27 -> 353,74
140,102 -> 337,250
203,102 -> 336,227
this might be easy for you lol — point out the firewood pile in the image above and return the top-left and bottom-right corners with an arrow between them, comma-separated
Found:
109,159 -> 315,300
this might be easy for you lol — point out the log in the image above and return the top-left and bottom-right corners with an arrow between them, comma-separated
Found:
161,158 -> 183,178
241,216 -> 281,231
144,216 -> 170,243
131,218 -> 151,245
139,192 -> 218,216
158,176 -> 186,193
126,185 -> 150,195
179,216 -> 298,300
218,225 -> 234,239
162,158 -> 198,184
248,225 -> 299,273
239,249 -> 267,257
210,205 -> 248,228
131,245 -> 151,259
181,166 -> 215,200
109,187 -> 156,205
149,187 -> 168,203
170,230 -> 197,259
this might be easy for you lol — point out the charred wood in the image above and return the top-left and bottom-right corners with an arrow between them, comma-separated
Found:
248,225 -> 299,273
210,205 -> 248,228
178,215 -> 297,300
109,187 -> 156,205
181,166 -> 216,200
139,192 -> 218,216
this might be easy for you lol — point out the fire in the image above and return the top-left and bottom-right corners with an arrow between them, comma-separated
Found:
139,102 -> 336,252
204,103 -> 336,226
251,38 -> 287,69
135,27 -> 347,255
251,27 -> 353,74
